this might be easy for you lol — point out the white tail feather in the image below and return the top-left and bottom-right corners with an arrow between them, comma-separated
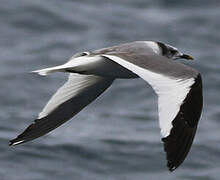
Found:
31,55 -> 102,76
31,65 -> 65,76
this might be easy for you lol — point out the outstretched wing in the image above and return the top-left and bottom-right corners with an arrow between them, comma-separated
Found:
162,74 -> 202,171
10,74 -> 114,146
100,53 -> 203,171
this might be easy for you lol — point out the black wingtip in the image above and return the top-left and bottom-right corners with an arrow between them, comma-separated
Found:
9,138 -> 25,146
167,158 -> 179,172
167,163 -> 177,172
8,122 -> 37,146
9,141 -> 13,146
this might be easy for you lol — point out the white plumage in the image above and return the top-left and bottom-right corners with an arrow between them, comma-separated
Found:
103,54 -> 195,137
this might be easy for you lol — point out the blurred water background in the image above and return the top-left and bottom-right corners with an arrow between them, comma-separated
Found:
0,0 -> 220,179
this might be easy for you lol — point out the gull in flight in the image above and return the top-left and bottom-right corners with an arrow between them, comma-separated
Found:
10,41 -> 203,171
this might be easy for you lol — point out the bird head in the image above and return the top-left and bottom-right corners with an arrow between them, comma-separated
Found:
157,42 -> 194,61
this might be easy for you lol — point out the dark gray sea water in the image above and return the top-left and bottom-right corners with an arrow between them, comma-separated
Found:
1,0 -> 220,179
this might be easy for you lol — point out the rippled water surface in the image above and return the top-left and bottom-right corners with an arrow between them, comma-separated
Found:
0,0 -> 220,179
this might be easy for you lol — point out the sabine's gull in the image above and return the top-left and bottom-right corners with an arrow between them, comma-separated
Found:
10,41 -> 203,171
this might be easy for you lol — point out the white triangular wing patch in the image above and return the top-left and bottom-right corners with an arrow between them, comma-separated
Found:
102,55 -> 195,137
39,74 -> 108,119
